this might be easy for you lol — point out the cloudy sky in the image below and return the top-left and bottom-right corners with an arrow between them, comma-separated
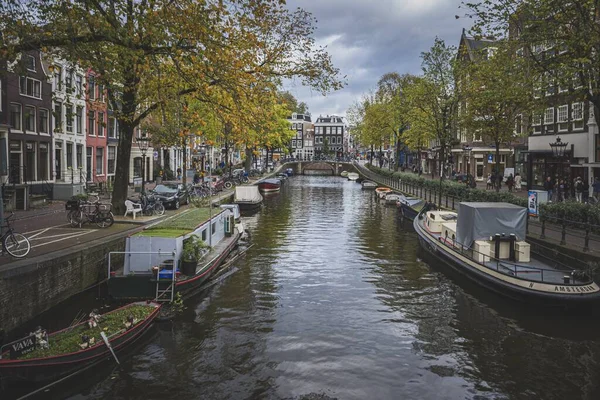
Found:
282,0 -> 471,118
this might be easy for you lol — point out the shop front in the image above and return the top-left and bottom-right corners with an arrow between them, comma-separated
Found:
526,150 -> 572,190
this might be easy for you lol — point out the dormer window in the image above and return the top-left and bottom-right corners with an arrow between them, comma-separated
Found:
26,55 -> 36,71
292,113 -> 297,119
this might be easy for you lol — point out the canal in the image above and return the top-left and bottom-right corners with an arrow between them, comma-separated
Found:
11,175 -> 600,399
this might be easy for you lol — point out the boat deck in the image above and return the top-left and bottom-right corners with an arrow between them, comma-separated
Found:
419,218 -> 586,286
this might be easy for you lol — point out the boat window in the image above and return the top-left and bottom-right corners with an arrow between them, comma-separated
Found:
429,213 -> 436,219
441,214 -> 457,221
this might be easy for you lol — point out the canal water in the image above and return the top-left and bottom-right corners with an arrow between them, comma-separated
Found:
8,175 -> 600,399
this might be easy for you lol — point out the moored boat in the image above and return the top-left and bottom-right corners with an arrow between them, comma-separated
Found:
397,195 -> 424,221
384,193 -> 402,205
0,302 -> 161,384
347,172 -> 359,181
361,180 -> 377,190
234,185 -> 263,211
340,171 -> 349,178
258,178 -> 281,193
375,187 -> 392,199
413,202 -> 600,305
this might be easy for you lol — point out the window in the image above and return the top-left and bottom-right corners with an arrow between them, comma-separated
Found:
573,72 -> 583,89
97,112 -> 104,136
572,102 -> 584,130
54,102 -> 62,132
76,74 -> 83,96
544,108 -> 554,133
10,103 -> 22,131
107,146 -> 116,174
66,69 -> 73,91
514,114 -> 522,135
19,77 -> 42,99
25,142 -> 36,181
533,75 -> 542,98
24,106 -> 35,132
67,143 -> 73,169
532,111 -> 542,135
39,142 -> 48,180
26,55 -> 36,71
76,144 -> 83,169
108,117 -> 116,138
39,109 -> 49,134
76,106 -> 83,134
88,76 -> 95,100
88,111 -> 95,135
99,84 -> 106,102
545,72 -> 556,96
96,147 -> 104,175
66,104 -> 73,133
557,105 -> 569,132
53,65 -> 62,91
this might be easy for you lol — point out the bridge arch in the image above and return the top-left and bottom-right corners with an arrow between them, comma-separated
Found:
302,162 -> 335,175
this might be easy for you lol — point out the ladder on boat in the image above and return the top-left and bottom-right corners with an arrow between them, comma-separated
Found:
154,260 -> 177,302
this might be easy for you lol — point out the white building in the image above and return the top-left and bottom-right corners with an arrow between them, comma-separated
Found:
287,113 -> 313,160
50,58 -> 88,199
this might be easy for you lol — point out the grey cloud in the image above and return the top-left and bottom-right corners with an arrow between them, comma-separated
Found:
283,0 -> 471,117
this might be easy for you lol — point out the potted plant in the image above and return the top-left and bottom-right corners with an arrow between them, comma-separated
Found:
180,235 -> 208,276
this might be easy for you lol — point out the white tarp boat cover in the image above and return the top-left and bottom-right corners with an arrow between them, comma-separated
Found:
456,202 -> 527,248
234,186 -> 263,203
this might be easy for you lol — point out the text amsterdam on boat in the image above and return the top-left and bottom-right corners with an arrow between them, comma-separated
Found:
413,202 -> 600,305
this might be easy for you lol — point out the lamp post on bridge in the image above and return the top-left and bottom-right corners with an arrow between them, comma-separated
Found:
136,134 -> 150,194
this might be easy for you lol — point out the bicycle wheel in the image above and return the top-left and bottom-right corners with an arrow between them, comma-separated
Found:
4,232 -> 31,258
153,203 -> 165,216
96,212 -> 114,228
70,210 -> 83,227
67,210 -> 78,225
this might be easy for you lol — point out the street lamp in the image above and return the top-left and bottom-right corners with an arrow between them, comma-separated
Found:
463,144 -> 472,175
136,134 -> 150,194
549,136 -> 568,158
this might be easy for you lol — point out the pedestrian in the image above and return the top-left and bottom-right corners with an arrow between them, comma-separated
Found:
486,174 -> 492,190
557,179 -> 565,202
593,177 -> 600,201
543,176 -> 554,202
514,173 -> 522,192
506,173 -> 514,192
575,176 -> 584,203
176,167 -> 182,181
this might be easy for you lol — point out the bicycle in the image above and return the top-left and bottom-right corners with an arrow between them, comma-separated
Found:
69,201 -> 115,228
140,193 -> 165,216
1,212 -> 31,258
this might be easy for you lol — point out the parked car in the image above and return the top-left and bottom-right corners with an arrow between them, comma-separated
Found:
152,182 -> 190,209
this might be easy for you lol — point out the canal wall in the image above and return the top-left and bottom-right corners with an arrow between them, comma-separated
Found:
0,233 -> 128,337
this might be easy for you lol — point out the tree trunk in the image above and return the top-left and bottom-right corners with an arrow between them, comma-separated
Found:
245,147 -> 253,173
112,121 -> 135,215
395,130 -> 401,172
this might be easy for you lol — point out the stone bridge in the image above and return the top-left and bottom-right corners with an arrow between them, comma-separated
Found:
281,161 -> 358,176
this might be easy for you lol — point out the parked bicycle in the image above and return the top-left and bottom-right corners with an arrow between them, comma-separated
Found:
66,199 -> 114,228
1,212 -> 31,258
139,193 -> 165,216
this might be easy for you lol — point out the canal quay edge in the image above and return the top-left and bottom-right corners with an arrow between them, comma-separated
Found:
354,163 -> 600,271
0,191 -> 236,340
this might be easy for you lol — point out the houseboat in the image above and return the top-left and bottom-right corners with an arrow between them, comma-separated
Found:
397,195 -> 424,221
413,202 -> 600,305
108,206 -> 243,301
361,180 -> 377,190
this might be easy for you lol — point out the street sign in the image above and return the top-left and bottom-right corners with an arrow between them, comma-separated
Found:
487,154 -> 493,162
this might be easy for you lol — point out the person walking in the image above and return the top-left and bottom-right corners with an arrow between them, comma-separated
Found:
575,177 -> 584,203
514,173 -> 522,192
593,177 -> 600,201
506,174 -> 514,192
486,174 -> 492,190
557,179 -> 565,202
544,176 -> 554,202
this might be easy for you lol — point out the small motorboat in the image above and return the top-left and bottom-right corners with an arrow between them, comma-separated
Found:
384,193 -> 402,205
375,187 -> 392,199
258,178 -> 281,193
413,202 -> 600,305
340,171 -> 349,178
285,168 -> 294,177
234,185 -> 263,211
347,172 -> 359,181
361,180 -> 377,190
0,302 -> 161,384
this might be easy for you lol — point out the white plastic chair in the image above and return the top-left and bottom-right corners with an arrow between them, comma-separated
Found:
124,200 -> 142,219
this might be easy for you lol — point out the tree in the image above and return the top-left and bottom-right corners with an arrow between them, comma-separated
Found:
1,0 -> 343,212
297,101 -> 309,114
464,0 -> 600,126
404,38 -> 460,203
458,40 -> 535,191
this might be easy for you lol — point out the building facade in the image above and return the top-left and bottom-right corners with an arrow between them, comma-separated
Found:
0,51 -> 53,209
287,113 -> 313,160
85,69 -> 108,189
51,58 -> 88,199
314,115 -> 346,158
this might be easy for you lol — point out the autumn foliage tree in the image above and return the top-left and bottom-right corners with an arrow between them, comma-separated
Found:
0,0 -> 343,212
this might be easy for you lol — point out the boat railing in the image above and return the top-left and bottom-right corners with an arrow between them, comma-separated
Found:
446,237 -> 594,286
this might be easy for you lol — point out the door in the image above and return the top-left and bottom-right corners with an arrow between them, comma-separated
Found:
86,147 -> 93,181
10,152 -> 21,184
476,162 -> 484,180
